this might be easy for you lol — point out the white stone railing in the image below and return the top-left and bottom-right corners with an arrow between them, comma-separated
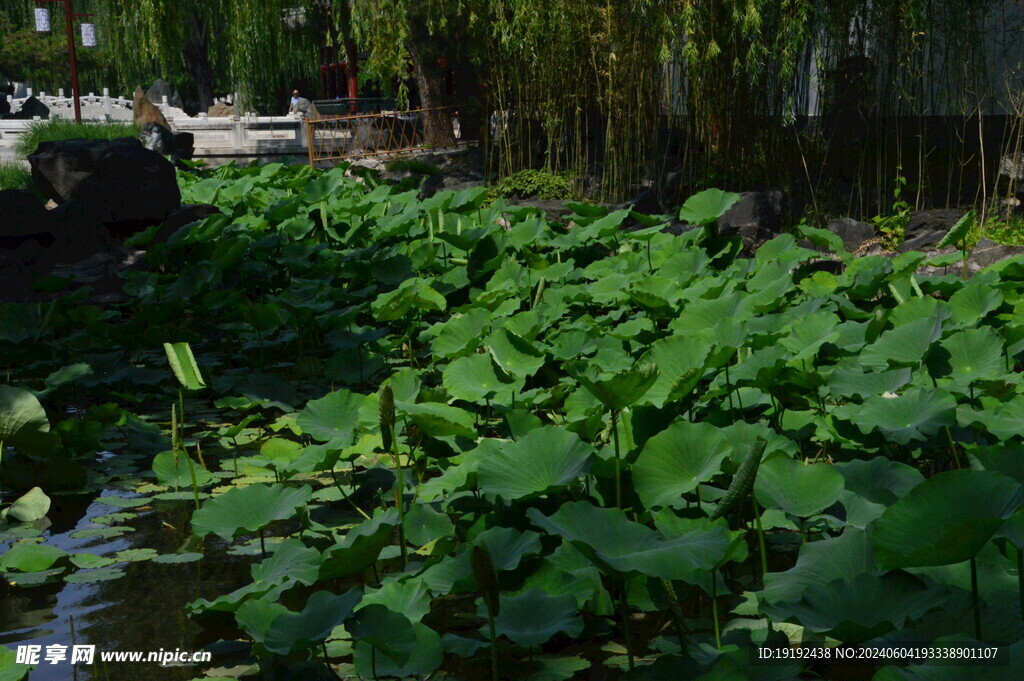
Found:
1,89 -> 307,163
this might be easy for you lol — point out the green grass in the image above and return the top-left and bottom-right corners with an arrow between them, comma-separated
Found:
969,215 -> 1024,248
13,120 -> 140,157
0,161 -> 32,191
490,168 -> 575,200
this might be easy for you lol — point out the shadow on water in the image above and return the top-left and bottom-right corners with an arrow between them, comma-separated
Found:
0,473 -> 252,680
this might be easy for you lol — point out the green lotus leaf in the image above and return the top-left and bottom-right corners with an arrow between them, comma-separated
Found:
69,553 -> 116,569
835,457 -> 924,529
761,528 -> 875,607
633,421 -> 732,510
359,578 -> 433,623
0,542 -> 66,572
639,335 -> 709,407
871,470 -> 1024,569
296,389 -> 364,443
151,552 -> 204,564
163,342 -> 206,391
828,367 -> 913,400
402,503 -> 454,546
571,363 -> 659,411
262,588 -> 362,655
115,548 -> 158,562
485,588 -> 583,647
949,281 -> 1003,326
835,387 -> 956,444
396,401 -> 476,439
64,567 -> 126,584
0,644 -> 34,681
0,385 -> 54,457
3,487 -> 50,523
754,456 -> 844,518
372,279 -> 447,321
443,353 -> 521,404
427,309 -> 491,359
934,328 -> 1005,386
679,188 -> 741,225
353,614 -> 442,678
764,572 -> 947,642
251,538 -> 321,586
487,328 -> 546,377
152,451 -> 214,488
191,484 -> 313,541
528,501 -> 729,580
935,210 -> 975,248
477,426 -> 595,501
348,604 -> 418,666
780,311 -> 841,361
235,598 -> 291,644
319,508 -> 399,579
858,316 -> 945,370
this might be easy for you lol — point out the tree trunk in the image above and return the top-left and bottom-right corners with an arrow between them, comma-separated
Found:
444,25 -> 483,142
182,10 -> 214,113
407,18 -> 456,147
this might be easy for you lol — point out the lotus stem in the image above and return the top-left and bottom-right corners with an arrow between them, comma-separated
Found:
971,557 -> 982,639
611,409 -> 622,509
259,530 -> 266,560
711,569 -> 722,649
751,496 -> 769,582
1018,547 -> 1024,621
620,583 -> 635,671
184,449 -> 201,511
487,612 -> 499,681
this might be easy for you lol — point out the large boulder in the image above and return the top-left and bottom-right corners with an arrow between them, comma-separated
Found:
145,79 -> 184,111
138,123 -> 195,163
826,217 -> 876,252
132,86 -> 170,130
0,189 -> 56,250
717,190 -> 785,252
207,102 -> 234,118
898,208 -> 965,252
12,96 -> 49,120
968,238 -> 1024,271
28,137 -> 181,239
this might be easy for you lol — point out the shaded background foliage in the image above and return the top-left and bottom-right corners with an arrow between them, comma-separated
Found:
4,0 -> 1024,216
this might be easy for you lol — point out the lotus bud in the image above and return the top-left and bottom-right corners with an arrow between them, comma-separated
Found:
379,386 -> 395,452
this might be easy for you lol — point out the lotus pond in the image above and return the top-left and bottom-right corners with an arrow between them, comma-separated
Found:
3,162 -> 1024,681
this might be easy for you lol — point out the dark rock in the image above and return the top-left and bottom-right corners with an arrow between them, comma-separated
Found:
418,148 -> 485,198
826,217 -> 876,251
508,199 -> 576,223
138,123 -> 195,164
899,208 -> 965,252
139,122 -> 175,155
718,191 -> 784,252
153,204 -> 221,243
968,238 -> 1024,271
0,189 -> 56,250
28,137 -> 181,240
172,131 -> 195,161
145,79 -> 182,110
12,96 -> 49,120
0,96 -> 9,116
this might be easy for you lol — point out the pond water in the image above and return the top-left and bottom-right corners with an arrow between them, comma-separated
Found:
1,454 -> 251,681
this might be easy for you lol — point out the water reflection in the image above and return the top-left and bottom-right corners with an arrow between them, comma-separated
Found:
1,489 -> 250,680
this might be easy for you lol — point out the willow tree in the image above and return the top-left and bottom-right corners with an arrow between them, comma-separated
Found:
345,0 -> 484,144
93,0 -> 321,113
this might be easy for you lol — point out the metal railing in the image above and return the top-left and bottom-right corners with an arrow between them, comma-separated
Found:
306,106 -> 467,165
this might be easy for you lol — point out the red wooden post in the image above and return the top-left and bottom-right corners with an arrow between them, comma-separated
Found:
62,0 -> 82,122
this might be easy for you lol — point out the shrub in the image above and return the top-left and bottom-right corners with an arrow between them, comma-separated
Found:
385,158 -> 440,176
491,169 -> 575,200
13,119 -> 140,157
0,161 -> 31,191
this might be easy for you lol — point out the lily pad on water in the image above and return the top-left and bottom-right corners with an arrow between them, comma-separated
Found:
64,567 -> 126,583
94,496 -> 150,509
0,543 -> 66,572
2,487 -> 50,523
191,484 -> 313,541
115,548 -> 158,562
152,552 -> 204,564
70,553 -> 116,569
